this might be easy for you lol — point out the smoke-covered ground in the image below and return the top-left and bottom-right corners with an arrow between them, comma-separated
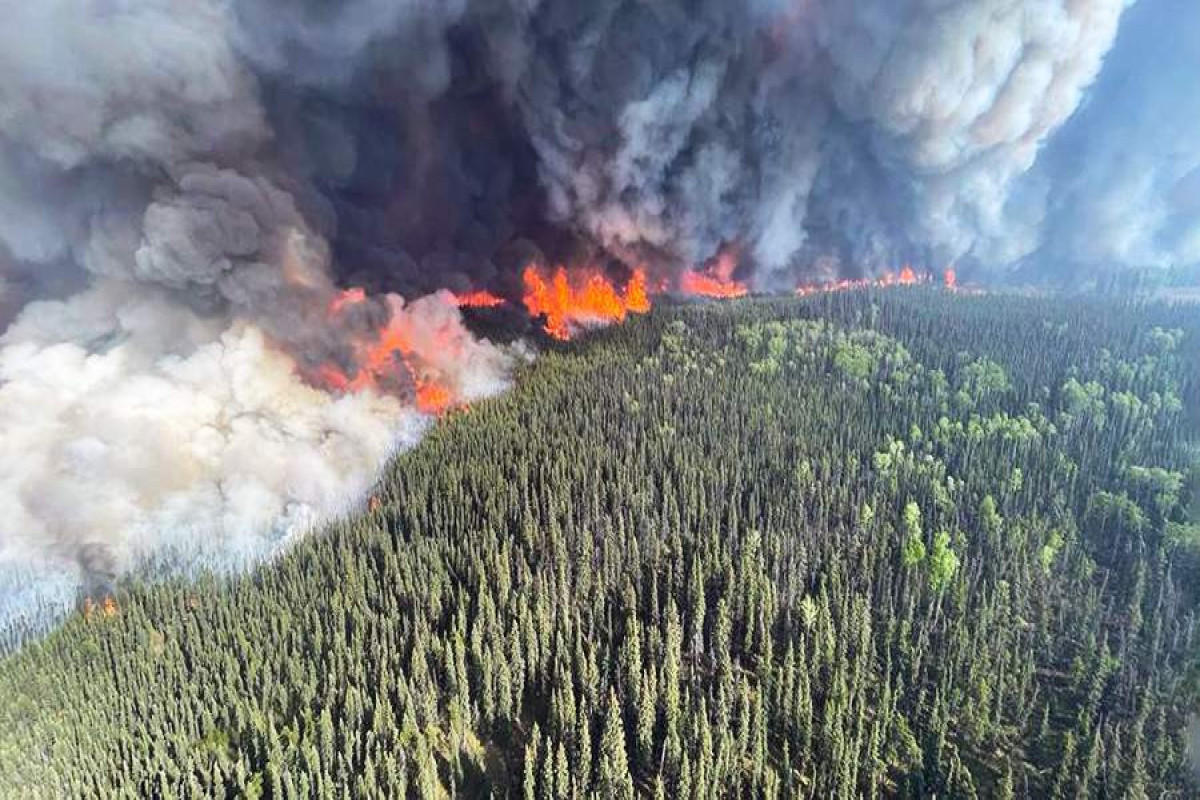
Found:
1,0 -> 1197,638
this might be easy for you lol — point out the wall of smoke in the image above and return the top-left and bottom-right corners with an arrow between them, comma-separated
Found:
0,0 -> 1195,636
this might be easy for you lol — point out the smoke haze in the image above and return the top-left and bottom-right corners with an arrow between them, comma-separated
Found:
1,0 -> 1195,635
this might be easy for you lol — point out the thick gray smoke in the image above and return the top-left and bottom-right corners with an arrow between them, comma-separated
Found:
0,0 -> 1192,638
509,0 -> 1137,283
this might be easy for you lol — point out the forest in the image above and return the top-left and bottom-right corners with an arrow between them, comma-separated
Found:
1,288 -> 1197,798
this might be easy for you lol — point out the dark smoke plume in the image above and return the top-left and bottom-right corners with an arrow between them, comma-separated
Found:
1,0 -> 1194,634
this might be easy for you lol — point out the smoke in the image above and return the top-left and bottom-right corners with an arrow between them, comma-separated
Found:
1,0 -> 1195,634
507,0 -> 1141,283
1189,714 -> 1200,782
1014,0 -> 1200,279
0,285 -> 409,602
0,0 -> 513,636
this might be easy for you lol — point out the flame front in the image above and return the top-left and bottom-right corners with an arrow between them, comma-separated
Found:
680,249 -> 748,298
522,265 -> 651,340
795,265 -> 931,296
453,290 -> 507,309
314,262 -> 950,409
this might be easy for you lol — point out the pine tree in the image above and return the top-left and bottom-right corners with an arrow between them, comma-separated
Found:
523,727 -> 539,800
554,740 -> 570,800
637,669 -> 657,768
998,760 -> 1015,800
597,692 -> 635,800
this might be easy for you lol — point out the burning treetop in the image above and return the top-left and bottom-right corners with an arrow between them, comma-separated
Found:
522,265 -> 651,340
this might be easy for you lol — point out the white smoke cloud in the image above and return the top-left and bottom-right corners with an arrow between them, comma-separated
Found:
1015,0 -> 1200,277
818,0 -> 1129,268
0,0 -> 264,171
0,283 -> 509,634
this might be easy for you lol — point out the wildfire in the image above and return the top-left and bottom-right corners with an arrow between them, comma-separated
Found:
795,265 -> 930,296
316,291 -> 461,415
453,289 -> 506,309
313,260 -> 962,414
416,382 -> 453,413
680,249 -> 748,298
522,265 -> 651,340
83,596 -> 119,619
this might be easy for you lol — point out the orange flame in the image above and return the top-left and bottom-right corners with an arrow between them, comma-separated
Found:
522,265 -> 651,340
453,290 -> 507,309
680,249 -> 748,298
625,270 -> 651,313
795,266 -> 931,296
415,382 -> 453,414
944,268 -> 957,289
83,596 -> 119,619
316,291 -> 460,414
680,272 -> 749,298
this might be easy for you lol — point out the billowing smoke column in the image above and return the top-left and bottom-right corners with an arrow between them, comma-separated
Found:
1009,0 -> 1200,281
0,0 -> 1193,635
0,0 -> 518,635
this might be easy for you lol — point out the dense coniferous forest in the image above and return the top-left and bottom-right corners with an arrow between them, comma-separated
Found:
1,289 -> 1198,798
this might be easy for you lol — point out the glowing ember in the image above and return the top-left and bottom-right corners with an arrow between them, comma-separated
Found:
453,290 -> 507,309
522,265 -> 652,340
944,268 -> 957,288
680,249 -> 748,298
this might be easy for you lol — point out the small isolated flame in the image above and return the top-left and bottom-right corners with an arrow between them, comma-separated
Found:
795,265 -> 929,296
453,290 -> 507,309
83,596 -> 119,620
680,249 -> 748,298
523,265 -> 651,340
944,268 -> 957,289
